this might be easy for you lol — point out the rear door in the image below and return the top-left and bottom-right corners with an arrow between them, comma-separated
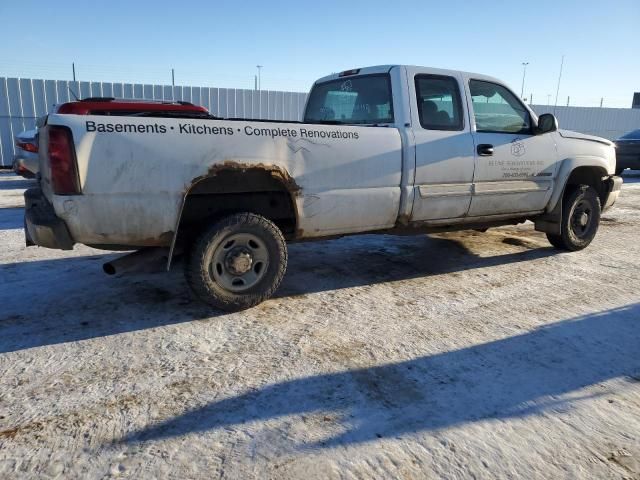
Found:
465,78 -> 558,216
407,69 -> 476,221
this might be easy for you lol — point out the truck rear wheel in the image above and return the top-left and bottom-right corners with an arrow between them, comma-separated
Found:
185,213 -> 287,311
546,185 -> 601,251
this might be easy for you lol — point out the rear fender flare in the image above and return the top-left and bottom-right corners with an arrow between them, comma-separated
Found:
165,162 -> 300,270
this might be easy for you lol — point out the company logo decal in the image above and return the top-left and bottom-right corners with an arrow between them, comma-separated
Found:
510,138 -> 526,157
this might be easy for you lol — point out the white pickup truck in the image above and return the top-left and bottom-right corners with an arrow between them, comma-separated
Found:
26,65 -> 622,310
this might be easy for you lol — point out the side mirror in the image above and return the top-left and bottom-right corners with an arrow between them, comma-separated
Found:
536,113 -> 558,134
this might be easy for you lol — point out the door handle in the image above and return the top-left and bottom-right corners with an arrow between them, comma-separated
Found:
477,144 -> 494,156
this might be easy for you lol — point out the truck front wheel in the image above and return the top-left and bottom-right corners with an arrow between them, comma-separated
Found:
185,213 -> 288,311
546,185 -> 601,251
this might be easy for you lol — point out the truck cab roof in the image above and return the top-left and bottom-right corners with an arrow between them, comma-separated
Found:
313,64 -> 503,86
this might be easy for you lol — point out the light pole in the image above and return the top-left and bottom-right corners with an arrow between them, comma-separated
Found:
520,62 -> 529,99
256,65 -> 263,91
554,55 -> 565,114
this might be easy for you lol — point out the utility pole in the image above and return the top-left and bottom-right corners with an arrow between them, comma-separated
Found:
520,62 -> 529,99
72,62 -> 76,81
600,97 -> 604,108
547,94 -> 551,106
554,55 -> 564,114
254,75 -> 258,91
567,96 -> 570,106
171,68 -> 175,101
256,65 -> 263,91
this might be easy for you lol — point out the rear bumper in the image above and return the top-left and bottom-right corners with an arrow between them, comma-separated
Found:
12,157 -> 36,179
24,187 -> 74,250
12,151 -> 39,176
603,175 -> 623,211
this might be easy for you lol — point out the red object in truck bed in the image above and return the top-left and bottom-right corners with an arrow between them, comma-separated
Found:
55,98 -> 209,115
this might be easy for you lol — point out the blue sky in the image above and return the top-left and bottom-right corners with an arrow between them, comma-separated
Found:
0,0 -> 637,107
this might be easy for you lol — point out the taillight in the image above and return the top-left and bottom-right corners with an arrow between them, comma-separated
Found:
48,126 -> 80,195
16,141 -> 38,153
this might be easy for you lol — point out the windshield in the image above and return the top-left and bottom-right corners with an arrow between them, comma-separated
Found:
620,129 -> 640,140
304,74 -> 394,124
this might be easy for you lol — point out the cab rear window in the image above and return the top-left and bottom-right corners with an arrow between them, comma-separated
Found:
304,74 -> 394,125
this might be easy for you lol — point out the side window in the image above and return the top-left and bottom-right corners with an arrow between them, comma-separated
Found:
469,80 -> 531,134
415,75 -> 464,131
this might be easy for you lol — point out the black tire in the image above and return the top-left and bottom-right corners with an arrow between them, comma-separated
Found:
546,185 -> 601,251
185,212 -> 287,311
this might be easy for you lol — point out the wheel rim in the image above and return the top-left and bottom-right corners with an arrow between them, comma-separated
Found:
210,232 -> 269,292
570,198 -> 593,238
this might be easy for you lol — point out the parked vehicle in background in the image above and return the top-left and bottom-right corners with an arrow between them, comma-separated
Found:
25,65 -> 623,311
615,129 -> 640,174
12,129 -> 39,178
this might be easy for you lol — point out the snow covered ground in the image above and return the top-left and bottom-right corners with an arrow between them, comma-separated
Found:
0,171 -> 639,479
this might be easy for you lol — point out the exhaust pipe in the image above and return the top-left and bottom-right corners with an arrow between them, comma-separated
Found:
103,248 -> 169,276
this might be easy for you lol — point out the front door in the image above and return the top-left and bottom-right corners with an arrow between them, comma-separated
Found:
466,79 -> 558,217
409,72 -> 476,221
